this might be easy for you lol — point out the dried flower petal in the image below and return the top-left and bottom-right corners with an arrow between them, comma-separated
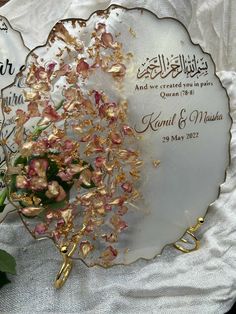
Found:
76,59 -> 89,78
110,131 -> 122,145
101,246 -> 118,263
102,233 -> 118,243
110,215 -> 128,232
21,206 -> 43,217
80,241 -> 94,257
101,32 -> 114,47
122,125 -> 134,136
108,63 -> 126,77
121,182 -> 133,193
94,156 -> 106,168
42,103 -> 61,122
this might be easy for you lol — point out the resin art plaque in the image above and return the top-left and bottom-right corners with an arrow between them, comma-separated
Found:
0,6 -> 231,287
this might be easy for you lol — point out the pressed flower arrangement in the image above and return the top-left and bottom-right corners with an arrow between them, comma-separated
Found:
0,16 -> 143,287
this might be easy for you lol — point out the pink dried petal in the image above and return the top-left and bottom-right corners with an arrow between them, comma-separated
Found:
28,102 -> 40,117
57,219 -> 65,227
46,211 -> 54,220
21,207 -> 43,217
35,66 -> 48,80
65,156 -> 73,164
85,220 -> 95,234
117,205 -> 128,216
122,125 -> 134,136
110,132 -> 122,145
105,204 -> 112,212
34,223 -> 47,235
101,246 -> 118,263
102,233 -> 118,243
42,103 -> 61,122
121,182 -> 133,193
47,61 -> 57,71
54,64 -> 71,77
94,91 -> 102,105
58,171 -> 73,182
76,59 -> 89,78
63,87 -> 78,101
94,156 -> 106,168
101,32 -> 114,48
15,109 -> 29,126
110,215 -> 128,232
63,139 -> 74,152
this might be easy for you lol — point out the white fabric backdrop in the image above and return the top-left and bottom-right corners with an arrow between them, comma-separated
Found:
0,1 -> 236,313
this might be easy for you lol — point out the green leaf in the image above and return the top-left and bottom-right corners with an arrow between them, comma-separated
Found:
0,250 -> 16,275
0,204 -> 6,213
0,271 -> 11,289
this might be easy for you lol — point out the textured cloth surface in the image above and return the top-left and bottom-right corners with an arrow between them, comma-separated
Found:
0,1 -> 236,313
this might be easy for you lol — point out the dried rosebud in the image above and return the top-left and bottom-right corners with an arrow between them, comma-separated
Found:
16,175 -> 28,189
21,206 -> 43,217
55,185 -> 67,202
28,159 -> 48,177
34,223 -> 47,235
30,176 -> 48,191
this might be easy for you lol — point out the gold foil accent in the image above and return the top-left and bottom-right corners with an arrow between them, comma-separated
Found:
152,160 -> 160,168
